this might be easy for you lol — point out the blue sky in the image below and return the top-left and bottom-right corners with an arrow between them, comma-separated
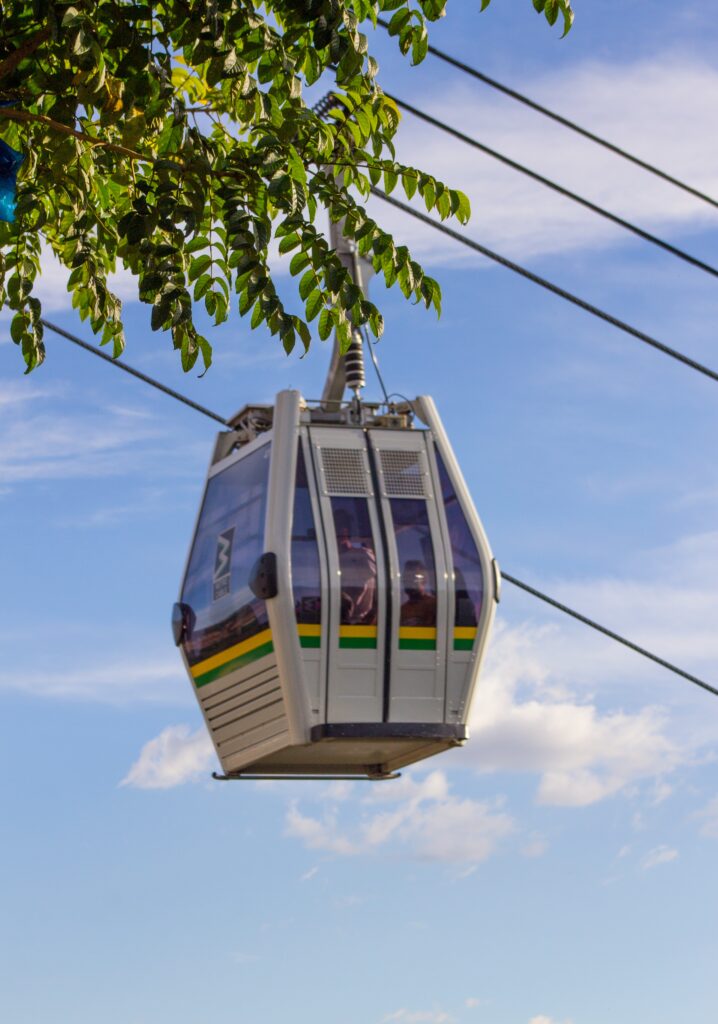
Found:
2,3 -> 718,1022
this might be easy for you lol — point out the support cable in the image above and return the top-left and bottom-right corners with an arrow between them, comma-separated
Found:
361,324 -> 391,405
44,316 -> 718,698
377,18 -> 718,211
501,571 -> 718,699
389,94 -> 718,281
372,190 -> 718,387
40,318 -> 230,427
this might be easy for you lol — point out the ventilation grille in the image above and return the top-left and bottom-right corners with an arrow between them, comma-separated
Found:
201,661 -> 288,765
379,450 -> 427,497
320,447 -> 371,495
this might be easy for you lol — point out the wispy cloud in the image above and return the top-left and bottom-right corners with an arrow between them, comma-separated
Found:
121,724 -> 216,789
0,376 -> 205,492
693,795 -> 718,839
641,845 -> 679,869
372,56 -> 718,266
0,657 -> 188,704
285,770 -> 514,865
383,1009 -> 454,1024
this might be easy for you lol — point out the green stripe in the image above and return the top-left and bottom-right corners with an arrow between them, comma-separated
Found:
194,640 -> 274,687
399,638 -> 437,651
299,635 -> 321,649
453,638 -> 474,651
339,637 -> 377,649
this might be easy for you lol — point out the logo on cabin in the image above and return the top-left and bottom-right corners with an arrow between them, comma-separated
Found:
213,528 -> 235,600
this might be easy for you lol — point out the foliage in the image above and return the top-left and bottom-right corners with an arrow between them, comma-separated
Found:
0,0 -> 573,373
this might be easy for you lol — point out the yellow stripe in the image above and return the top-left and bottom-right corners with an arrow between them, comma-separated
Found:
454,627 -> 478,640
339,625 -> 378,638
398,627 -> 437,640
297,623 -> 321,637
191,628 -> 273,678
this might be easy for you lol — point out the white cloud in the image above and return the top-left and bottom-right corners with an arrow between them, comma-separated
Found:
285,771 -> 514,865
372,56 -> 718,266
464,998 -> 481,1009
529,1017 -> 573,1024
641,845 -> 679,869
383,1010 -> 453,1024
466,621 -> 685,807
300,866 -> 319,882
121,724 -> 216,789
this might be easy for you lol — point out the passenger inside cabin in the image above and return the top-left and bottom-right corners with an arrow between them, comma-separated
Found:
333,506 -> 377,625
400,559 -> 437,626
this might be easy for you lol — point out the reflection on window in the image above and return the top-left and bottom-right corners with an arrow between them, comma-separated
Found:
435,450 -> 483,627
390,499 -> 437,627
331,497 -> 377,625
291,446 -> 321,624
181,444 -> 270,665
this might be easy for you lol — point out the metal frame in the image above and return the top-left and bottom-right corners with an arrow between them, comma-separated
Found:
413,395 -> 499,722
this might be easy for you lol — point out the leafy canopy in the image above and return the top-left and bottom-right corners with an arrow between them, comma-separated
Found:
0,0 -> 573,373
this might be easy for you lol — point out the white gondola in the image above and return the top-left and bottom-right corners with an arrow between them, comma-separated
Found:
173,389 -> 500,779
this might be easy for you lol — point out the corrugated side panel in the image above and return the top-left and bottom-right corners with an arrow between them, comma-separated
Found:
198,656 -> 289,768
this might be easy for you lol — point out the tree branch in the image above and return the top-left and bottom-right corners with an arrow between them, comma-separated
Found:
0,108 -> 155,163
0,27 -> 50,82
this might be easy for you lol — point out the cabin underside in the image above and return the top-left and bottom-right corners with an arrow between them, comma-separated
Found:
215,723 -> 468,779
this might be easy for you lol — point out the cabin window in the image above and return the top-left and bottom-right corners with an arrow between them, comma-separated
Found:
389,498 -> 437,628
330,496 -> 378,626
291,446 -> 322,625
181,444 -> 271,665
435,450 -> 483,628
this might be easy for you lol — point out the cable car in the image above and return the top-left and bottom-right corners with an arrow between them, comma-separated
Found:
173,388 -> 500,779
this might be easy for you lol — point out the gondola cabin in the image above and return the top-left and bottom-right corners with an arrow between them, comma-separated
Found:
173,390 -> 499,778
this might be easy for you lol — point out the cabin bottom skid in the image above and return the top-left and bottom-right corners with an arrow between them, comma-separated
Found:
213,723 -> 468,780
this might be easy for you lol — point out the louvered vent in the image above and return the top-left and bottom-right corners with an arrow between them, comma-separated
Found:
320,447 -> 371,495
379,450 -> 427,497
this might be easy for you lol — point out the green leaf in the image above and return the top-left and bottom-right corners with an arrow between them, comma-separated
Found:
278,233 -> 301,255
305,289 -> 323,322
251,300 -> 264,330
289,251 -> 310,276
188,254 -> 212,282
318,308 -> 333,341
299,268 -> 316,301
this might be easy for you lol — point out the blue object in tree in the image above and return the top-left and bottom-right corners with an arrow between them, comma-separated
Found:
0,139 -> 25,223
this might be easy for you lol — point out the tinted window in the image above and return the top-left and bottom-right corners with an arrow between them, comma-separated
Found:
181,444 -> 270,665
292,446 -> 321,624
435,450 -> 483,627
331,497 -> 377,626
390,498 -> 437,628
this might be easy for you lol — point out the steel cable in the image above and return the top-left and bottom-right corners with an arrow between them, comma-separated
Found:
389,94 -> 718,281
377,18 -> 718,211
372,189 -> 718,387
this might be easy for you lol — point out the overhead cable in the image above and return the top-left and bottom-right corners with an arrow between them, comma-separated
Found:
389,94 -> 718,281
501,572 -> 718,699
40,318 -> 230,427
372,189 -> 718,387
45,317 -> 717,699
376,18 -> 718,211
